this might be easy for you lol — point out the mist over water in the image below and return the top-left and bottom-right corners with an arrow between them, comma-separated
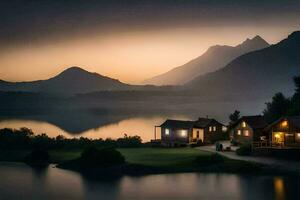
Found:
0,100 -> 266,141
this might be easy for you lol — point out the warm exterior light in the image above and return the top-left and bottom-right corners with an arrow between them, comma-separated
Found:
275,133 -> 280,138
281,120 -> 288,127
242,121 -> 246,128
165,129 -> 170,135
181,130 -> 187,137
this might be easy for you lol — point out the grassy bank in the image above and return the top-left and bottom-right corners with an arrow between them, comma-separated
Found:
0,148 -> 283,176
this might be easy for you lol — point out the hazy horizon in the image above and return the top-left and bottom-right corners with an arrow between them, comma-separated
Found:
0,0 -> 300,84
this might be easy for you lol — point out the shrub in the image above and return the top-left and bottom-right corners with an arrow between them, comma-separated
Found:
236,144 -> 252,156
195,153 -> 224,166
80,146 -> 125,167
190,140 -> 204,148
24,149 -> 50,166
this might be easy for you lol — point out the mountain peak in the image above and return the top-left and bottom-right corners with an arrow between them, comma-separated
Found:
237,35 -> 269,50
62,66 -> 88,73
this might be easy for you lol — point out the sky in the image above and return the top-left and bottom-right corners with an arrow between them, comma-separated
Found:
0,0 -> 300,84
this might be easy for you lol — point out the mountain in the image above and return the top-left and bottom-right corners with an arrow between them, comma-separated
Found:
143,36 -> 270,85
0,67 -> 131,95
184,31 -> 300,100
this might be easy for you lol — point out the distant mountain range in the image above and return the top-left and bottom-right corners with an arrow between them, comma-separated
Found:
0,67 -> 132,95
184,31 -> 300,99
1,31 -> 299,101
143,36 -> 270,85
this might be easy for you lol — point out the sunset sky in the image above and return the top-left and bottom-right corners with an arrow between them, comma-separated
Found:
0,0 -> 300,84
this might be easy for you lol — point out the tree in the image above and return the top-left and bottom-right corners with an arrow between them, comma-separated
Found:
288,76 -> 300,115
229,110 -> 240,125
263,92 -> 290,123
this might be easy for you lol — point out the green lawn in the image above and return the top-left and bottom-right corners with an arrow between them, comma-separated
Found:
119,148 -> 211,168
0,148 -> 274,174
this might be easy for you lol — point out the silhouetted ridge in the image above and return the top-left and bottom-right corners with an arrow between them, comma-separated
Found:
185,30 -> 300,100
143,35 -> 269,85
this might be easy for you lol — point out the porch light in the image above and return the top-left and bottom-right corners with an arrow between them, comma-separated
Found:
281,120 -> 288,127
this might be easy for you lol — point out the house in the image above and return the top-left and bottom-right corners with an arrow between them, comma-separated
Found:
159,117 -> 227,146
230,115 -> 268,145
265,116 -> 300,147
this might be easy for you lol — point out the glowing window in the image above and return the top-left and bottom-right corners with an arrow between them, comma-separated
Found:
281,120 -> 288,127
209,126 -> 212,132
181,130 -> 188,137
244,130 -> 249,136
297,133 -> 300,137
237,130 -> 241,135
213,126 -> 216,131
242,121 -> 246,128
165,129 -> 170,135
222,126 -> 227,132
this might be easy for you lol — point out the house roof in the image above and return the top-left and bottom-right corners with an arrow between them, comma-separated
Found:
160,117 -> 224,129
160,119 -> 195,129
265,116 -> 300,130
232,115 -> 268,130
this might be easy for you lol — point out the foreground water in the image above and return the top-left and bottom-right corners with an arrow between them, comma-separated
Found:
0,162 -> 299,200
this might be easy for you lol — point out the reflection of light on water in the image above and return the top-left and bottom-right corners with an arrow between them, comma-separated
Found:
274,177 -> 286,200
0,115 -> 190,141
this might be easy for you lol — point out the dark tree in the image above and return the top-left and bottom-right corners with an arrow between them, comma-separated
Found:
229,110 -> 240,124
288,76 -> 300,115
263,92 -> 290,123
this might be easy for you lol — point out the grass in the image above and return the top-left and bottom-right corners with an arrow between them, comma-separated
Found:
0,148 -> 284,175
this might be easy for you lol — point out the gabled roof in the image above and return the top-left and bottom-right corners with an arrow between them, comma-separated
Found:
265,116 -> 300,130
160,117 -> 224,129
160,119 -> 195,129
195,117 -> 224,128
232,115 -> 268,130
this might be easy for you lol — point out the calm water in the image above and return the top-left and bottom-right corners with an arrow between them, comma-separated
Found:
0,115 -> 190,141
0,162 -> 299,200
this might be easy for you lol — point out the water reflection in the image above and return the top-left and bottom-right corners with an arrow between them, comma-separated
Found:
0,115 -> 189,141
274,177 -> 286,200
0,162 -> 298,200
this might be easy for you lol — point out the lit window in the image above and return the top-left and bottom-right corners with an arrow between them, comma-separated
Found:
297,133 -> 300,137
213,126 -> 216,131
209,126 -> 212,132
237,130 -> 241,135
181,130 -> 187,137
165,129 -> 170,135
244,130 -> 249,136
222,126 -> 227,132
242,121 -> 246,128
281,120 -> 288,127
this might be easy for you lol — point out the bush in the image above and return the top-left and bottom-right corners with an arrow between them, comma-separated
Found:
236,144 -> 252,156
24,149 -> 50,166
80,146 -> 125,167
195,153 -> 224,166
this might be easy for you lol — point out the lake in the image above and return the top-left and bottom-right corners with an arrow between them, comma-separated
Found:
0,114 -> 190,141
0,100 -> 267,141
0,162 -> 299,200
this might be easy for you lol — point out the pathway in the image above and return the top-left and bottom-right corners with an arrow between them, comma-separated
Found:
197,143 -> 300,173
